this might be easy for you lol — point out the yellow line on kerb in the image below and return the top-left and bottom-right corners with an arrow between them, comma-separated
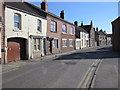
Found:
76,59 -> 100,88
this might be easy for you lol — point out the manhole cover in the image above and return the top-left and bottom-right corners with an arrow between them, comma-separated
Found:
64,62 -> 77,65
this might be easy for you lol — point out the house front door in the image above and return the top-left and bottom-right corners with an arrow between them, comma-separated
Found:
48,40 -> 52,54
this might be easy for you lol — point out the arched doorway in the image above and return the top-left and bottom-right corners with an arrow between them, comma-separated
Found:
7,38 -> 27,62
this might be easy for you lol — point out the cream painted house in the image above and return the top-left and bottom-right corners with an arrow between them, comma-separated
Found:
4,2 -> 47,63
75,26 -> 89,49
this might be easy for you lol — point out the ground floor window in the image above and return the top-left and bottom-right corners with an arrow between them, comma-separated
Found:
62,39 -> 67,47
76,41 -> 80,47
34,38 -> 41,51
53,39 -> 58,48
69,39 -> 74,47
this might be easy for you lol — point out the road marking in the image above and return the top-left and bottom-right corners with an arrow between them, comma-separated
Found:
76,59 -> 100,88
114,65 -> 118,77
90,59 -> 103,89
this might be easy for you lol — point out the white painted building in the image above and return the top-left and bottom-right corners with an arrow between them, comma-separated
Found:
75,27 -> 89,49
4,2 -> 47,63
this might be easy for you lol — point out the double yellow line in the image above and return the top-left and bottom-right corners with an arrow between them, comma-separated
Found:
76,59 -> 102,89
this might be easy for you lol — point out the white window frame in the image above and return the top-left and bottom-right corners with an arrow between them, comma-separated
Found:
70,27 -> 74,35
53,39 -> 58,48
69,39 -> 74,47
34,38 -> 41,51
62,24 -> 67,34
51,20 -> 57,32
62,39 -> 67,47
14,13 -> 21,30
37,20 -> 42,32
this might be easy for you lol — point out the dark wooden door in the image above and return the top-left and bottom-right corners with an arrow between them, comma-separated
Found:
48,40 -> 52,54
7,42 -> 20,62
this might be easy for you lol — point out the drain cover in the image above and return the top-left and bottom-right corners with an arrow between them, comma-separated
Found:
64,62 -> 77,65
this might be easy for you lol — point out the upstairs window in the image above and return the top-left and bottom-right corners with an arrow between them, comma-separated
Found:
14,13 -> 21,29
62,24 -> 67,34
70,27 -> 74,35
51,20 -> 57,32
37,20 -> 41,32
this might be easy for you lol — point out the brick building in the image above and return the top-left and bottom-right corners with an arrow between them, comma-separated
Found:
41,1 -> 75,54
98,30 -> 107,46
111,17 -> 120,51
0,0 -> 4,63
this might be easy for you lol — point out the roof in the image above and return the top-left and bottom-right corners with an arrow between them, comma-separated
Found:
75,26 -> 88,38
4,2 -> 75,26
98,30 -> 107,36
107,34 -> 112,37
111,17 -> 120,23
47,11 -> 75,26
79,25 -> 92,33
4,2 -> 47,19
95,31 -> 99,35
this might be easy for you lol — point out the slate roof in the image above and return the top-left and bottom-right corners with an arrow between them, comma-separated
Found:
111,16 -> 120,23
107,34 -> 112,37
4,2 -> 47,19
75,26 -> 88,38
98,30 -> 107,36
47,11 -> 74,26
79,25 -> 92,33
4,1 -> 75,26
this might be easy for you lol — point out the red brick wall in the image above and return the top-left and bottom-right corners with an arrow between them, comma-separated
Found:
47,16 -> 61,54
0,1 -> 5,63
47,15 -> 75,54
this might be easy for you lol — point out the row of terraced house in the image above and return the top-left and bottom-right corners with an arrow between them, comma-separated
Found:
0,1 -> 110,64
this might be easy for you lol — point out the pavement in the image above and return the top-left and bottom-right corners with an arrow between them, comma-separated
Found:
2,46 -> 98,74
91,47 -> 119,88
1,45 -> 119,89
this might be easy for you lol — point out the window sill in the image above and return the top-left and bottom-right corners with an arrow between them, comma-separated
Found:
69,46 -> 73,47
50,31 -> 57,33
70,34 -> 74,35
62,32 -> 67,34
62,46 -> 67,48
13,28 -> 23,32
34,50 -> 41,52
36,31 -> 42,34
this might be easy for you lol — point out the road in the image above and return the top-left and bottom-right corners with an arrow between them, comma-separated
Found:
2,46 -> 119,89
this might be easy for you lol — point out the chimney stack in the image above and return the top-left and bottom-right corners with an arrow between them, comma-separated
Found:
41,0 -> 48,12
90,20 -> 93,26
60,10 -> 64,19
81,21 -> 83,26
74,21 -> 78,26
96,27 -> 98,31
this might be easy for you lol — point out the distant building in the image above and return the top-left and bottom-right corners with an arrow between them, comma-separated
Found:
95,27 -> 100,46
111,17 -> 120,51
98,30 -> 107,46
80,21 -> 96,47
74,21 -> 89,49
107,34 -> 112,45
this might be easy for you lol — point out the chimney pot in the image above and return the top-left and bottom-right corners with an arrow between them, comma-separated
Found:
41,0 -> 48,12
96,27 -> 98,31
60,10 -> 64,19
74,21 -> 78,26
